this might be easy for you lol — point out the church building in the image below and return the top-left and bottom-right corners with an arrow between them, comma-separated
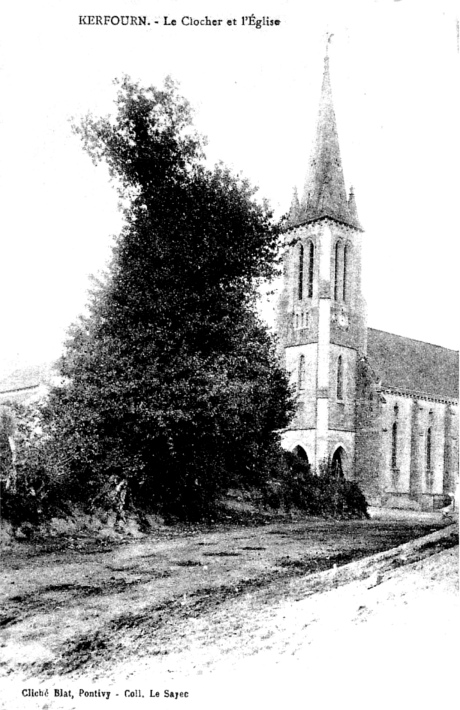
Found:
277,49 -> 459,511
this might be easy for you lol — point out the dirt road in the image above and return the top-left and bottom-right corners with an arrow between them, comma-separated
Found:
1,513 -> 457,710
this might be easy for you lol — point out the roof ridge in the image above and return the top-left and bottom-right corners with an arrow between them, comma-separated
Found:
367,327 -> 459,354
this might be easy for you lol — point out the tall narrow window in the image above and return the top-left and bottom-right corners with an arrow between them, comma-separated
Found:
334,241 -> 343,301
391,422 -> 397,469
299,355 -> 306,390
307,241 -> 314,298
334,242 -> 340,300
337,355 -> 343,400
298,244 -> 304,300
426,427 -> 432,471
343,244 -> 349,302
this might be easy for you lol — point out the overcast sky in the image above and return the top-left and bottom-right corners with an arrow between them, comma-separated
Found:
0,0 -> 459,373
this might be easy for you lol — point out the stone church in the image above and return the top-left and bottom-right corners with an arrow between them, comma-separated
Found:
277,50 -> 459,511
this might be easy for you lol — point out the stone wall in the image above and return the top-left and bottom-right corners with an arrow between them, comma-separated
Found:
354,357 -> 383,503
285,342 -> 317,430
328,343 -> 357,432
355,355 -> 459,510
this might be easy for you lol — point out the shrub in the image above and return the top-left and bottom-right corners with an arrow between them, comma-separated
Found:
0,402 -> 73,528
273,451 -> 369,519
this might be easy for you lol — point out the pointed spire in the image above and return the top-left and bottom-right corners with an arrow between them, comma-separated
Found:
347,186 -> 359,222
295,38 -> 361,230
288,187 -> 301,225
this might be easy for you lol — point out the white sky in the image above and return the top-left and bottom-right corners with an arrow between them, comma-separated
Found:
0,0 -> 459,373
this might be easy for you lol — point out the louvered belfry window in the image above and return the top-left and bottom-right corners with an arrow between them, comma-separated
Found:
298,244 -> 304,300
307,241 -> 314,298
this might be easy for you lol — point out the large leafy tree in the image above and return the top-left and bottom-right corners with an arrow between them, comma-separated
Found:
46,77 -> 293,519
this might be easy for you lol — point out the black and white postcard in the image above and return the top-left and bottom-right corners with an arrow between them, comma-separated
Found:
1,2 -> 458,709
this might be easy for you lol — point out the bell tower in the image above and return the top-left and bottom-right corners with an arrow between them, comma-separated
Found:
277,44 -> 367,476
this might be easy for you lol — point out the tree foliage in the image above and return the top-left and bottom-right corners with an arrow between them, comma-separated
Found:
44,76 -> 294,519
0,401 -> 72,529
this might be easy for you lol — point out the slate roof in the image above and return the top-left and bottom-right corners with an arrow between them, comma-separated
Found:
367,328 -> 459,400
0,365 -> 42,395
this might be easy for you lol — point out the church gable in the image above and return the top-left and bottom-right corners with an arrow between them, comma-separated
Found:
367,328 -> 459,401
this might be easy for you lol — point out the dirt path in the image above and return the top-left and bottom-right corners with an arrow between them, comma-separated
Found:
189,542 -> 459,710
1,514 -> 457,709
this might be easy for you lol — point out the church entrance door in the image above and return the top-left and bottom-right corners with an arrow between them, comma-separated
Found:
293,445 -> 309,465
331,447 -> 345,477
